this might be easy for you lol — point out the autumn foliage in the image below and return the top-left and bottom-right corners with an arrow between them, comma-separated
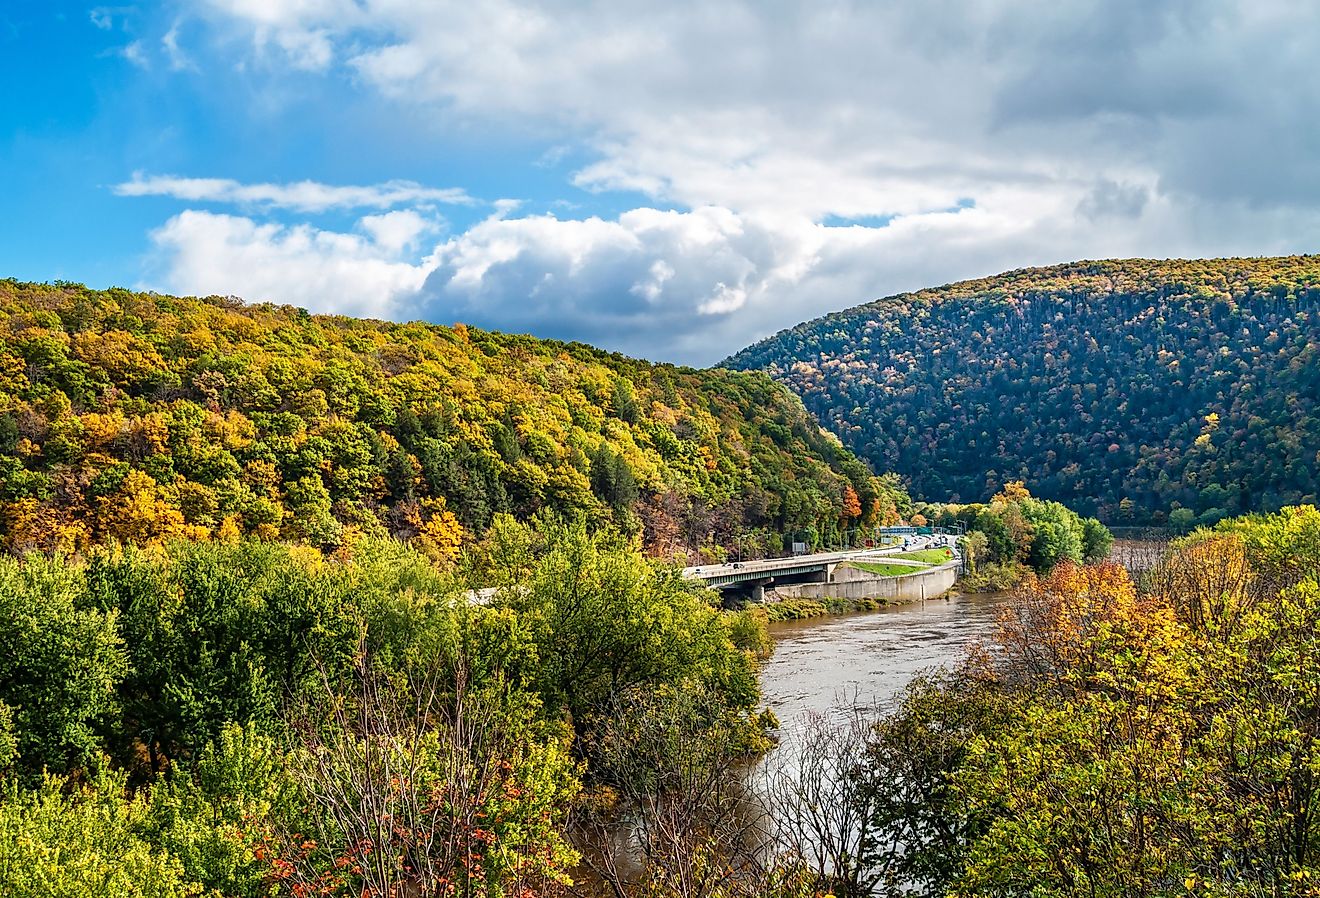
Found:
0,279 -> 903,560
728,256 -> 1320,524
861,505 -> 1320,897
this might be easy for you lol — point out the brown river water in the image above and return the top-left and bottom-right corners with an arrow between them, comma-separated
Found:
760,591 -> 1011,729
574,592 -> 1014,887
578,553 -> 1153,886
760,539 -> 1156,721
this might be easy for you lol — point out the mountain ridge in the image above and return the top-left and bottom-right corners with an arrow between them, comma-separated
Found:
725,255 -> 1320,525
0,279 -> 905,558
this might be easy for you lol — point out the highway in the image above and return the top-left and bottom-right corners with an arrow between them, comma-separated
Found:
681,535 -> 957,584
470,536 -> 959,601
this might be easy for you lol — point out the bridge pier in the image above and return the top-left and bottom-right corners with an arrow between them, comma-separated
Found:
720,576 -> 774,608
801,562 -> 836,584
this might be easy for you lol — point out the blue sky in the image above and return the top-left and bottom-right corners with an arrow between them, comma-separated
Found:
3,1 -> 1320,364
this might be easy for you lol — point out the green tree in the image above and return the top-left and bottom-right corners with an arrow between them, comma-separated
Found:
0,554 -> 125,777
959,529 -> 990,574
1081,516 -> 1113,562
488,520 -> 764,757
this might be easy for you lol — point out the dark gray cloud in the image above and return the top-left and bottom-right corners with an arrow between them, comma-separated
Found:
1078,180 -> 1150,221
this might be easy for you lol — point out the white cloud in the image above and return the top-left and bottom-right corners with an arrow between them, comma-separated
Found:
200,0 -> 364,69
425,206 -> 764,328
194,0 -> 1320,215
139,189 -> 1320,363
359,209 -> 436,254
417,196 -> 1062,360
147,0 -> 1320,362
147,210 -> 432,319
115,174 -> 473,212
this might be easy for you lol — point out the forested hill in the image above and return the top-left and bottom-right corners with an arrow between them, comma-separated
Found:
726,257 -> 1320,526
0,280 -> 903,558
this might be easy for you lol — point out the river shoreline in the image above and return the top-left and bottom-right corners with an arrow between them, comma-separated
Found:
762,592 -> 932,623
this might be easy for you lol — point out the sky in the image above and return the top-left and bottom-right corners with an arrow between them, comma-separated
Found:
3,1 -> 1320,365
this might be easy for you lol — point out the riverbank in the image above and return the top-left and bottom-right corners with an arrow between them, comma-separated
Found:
954,559 -> 1030,593
761,560 -> 960,622
762,593 -> 918,622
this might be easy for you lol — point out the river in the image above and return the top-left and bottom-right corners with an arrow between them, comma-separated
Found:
759,539 -> 1158,722
760,591 -> 1011,733
572,592 -> 1013,889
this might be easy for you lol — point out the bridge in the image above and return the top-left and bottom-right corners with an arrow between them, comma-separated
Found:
468,539 -> 957,606
682,543 -> 946,601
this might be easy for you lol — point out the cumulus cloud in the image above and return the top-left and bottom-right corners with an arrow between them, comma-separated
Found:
147,210 -> 433,319
415,194 -> 1100,361
141,0 -> 1320,362
359,209 -> 436,255
139,189 -> 1320,363
420,206 -> 775,346
116,174 -> 473,213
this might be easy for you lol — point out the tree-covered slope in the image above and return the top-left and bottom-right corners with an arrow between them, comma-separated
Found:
726,257 -> 1320,525
0,280 -> 903,557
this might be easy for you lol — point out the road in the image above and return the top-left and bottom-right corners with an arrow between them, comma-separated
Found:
681,535 -> 957,582
469,535 -> 960,601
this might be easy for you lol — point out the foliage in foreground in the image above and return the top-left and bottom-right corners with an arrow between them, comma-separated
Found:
0,521 -> 770,897
7,496 -> 1310,897
849,504 -> 1320,897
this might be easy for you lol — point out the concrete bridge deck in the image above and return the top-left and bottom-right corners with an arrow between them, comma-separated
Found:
682,543 -> 948,589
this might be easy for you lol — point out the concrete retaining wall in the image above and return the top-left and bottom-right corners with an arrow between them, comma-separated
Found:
771,561 -> 958,603
829,560 -> 929,583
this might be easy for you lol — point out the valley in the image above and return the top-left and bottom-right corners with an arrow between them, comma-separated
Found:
0,266 -> 1316,898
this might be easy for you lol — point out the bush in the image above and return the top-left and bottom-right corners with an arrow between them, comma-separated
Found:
955,560 -> 1029,593
0,770 -> 196,898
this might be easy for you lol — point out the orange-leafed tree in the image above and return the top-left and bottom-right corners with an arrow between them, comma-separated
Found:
95,469 -> 189,545
992,480 -> 1032,506
842,485 -> 863,521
